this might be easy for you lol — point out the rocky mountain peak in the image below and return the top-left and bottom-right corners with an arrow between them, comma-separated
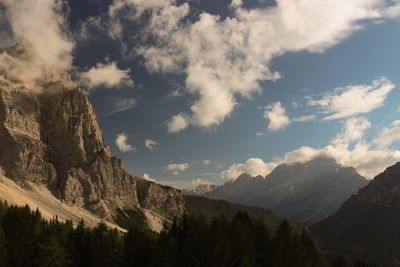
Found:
310,161 -> 400,265
0,72 -> 185,229
205,155 -> 367,222
348,161 -> 400,206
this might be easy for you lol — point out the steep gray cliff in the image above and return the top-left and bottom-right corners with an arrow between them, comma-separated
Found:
0,71 -> 185,226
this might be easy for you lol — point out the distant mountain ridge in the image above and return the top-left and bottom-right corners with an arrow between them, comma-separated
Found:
184,195 -> 282,230
311,161 -> 400,266
183,184 -> 217,196
204,156 -> 368,222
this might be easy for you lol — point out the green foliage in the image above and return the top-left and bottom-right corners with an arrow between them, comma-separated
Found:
0,222 -> 8,267
35,235 -> 68,267
0,201 -> 373,267
184,195 -> 282,230
332,257 -> 379,267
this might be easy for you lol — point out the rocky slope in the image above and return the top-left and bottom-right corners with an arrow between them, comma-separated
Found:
311,162 -> 400,266
205,156 -> 368,222
0,71 -> 185,230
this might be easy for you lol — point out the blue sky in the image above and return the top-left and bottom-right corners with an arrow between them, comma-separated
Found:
1,0 -> 400,188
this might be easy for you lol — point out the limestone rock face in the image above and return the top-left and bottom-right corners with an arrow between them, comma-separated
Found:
0,72 -> 185,225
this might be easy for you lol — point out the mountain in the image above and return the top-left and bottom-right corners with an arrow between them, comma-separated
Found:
0,68 -> 184,231
182,184 -> 217,196
205,156 -> 368,222
184,195 -> 282,230
311,161 -> 400,266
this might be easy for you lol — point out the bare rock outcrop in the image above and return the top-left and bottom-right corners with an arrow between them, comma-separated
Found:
0,72 -> 185,227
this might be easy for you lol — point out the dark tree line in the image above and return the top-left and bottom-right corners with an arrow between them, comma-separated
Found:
0,202 -> 375,267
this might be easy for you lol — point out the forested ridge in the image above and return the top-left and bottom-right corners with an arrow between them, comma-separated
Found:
0,202 -> 375,267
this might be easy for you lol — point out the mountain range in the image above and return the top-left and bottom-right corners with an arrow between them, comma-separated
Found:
311,161 -> 400,266
203,156 -> 368,222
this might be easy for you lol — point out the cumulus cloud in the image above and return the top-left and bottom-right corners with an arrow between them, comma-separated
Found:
0,0 -> 74,83
167,113 -> 190,133
308,77 -> 395,120
145,139 -> 157,151
264,102 -> 291,131
332,117 -> 372,145
222,117 -> 400,179
108,0 -> 398,132
221,158 -> 277,180
115,133 -> 136,152
202,160 -> 211,166
79,61 -> 133,89
143,173 -> 156,182
165,163 -> 189,175
192,178 -> 213,186
373,120 -> 400,148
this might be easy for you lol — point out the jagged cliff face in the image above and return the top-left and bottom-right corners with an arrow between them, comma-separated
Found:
0,72 -> 185,225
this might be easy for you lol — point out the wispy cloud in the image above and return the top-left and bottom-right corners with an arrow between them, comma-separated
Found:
165,163 -> 189,175
308,77 -> 395,120
104,96 -> 137,118
145,139 -> 158,151
373,120 -> 400,148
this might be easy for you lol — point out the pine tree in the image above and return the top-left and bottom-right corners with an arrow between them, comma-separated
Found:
34,235 -> 68,267
0,223 -> 8,267
1,205 -> 39,267
123,226 -> 155,267
333,256 -> 347,267
90,222 -> 122,267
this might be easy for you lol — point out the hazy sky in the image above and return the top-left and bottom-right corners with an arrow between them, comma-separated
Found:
1,0 -> 400,188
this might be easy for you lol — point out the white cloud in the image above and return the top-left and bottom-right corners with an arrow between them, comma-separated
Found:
222,117 -> 400,179
292,115 -> 317,122
80,61 -> 133,89
145,139 -> 157,151
165,163 -> 189,175
264,102 -> 291,131
167,113 -> 190,133
169,88 -> 182,97
382,1 -> 400,17
281,146 -> 323,164
332,117 -> 372,145
373,120 -> 400,148
0,0 -> 74,83
115,133 -> 136,152
202,160 -> 211,165
221,158 -> 277,180
192,178 -> 212,186
308,77 -> 395,120
143,173 -> 156,182
105,96 -> 136,117
108,0 -> 397,132
77,16 -> 103,41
